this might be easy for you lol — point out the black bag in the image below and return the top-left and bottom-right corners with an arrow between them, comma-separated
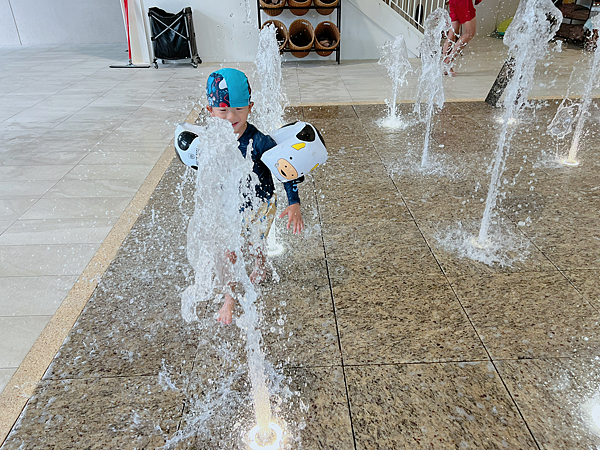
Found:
148,7 -> 201,68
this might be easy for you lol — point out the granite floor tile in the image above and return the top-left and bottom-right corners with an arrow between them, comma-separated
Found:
312,160 -> 390,185
538,241 -> 600,271
331,274 -> 486,364
1,375 -> 185,450
302,105 -> 358,120
182,361 -> 354,450
563,269 -> 600,305
322,220 -> 429,263
496,357 -> 600,449
207,278 -> 342,368
346,362 -> 537,449
317,192 -> 413,225
43,291 -> 201,379
419,219 -> 557,275
450,272 -> 600,359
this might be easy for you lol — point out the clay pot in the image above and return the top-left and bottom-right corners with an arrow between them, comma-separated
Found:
261,20 -> 288,51
314,21 -> 340,56
314,0 -> 339,15
260,0 -> 285,17
288,0 -> 312,16
288,19 -> 315,58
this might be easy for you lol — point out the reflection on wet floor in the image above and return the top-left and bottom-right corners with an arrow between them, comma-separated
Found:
2,102 -> 600,449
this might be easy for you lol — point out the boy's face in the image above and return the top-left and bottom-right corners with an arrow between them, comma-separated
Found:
207,103 -> 253,136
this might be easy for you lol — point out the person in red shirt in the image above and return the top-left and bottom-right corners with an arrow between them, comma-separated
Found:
442,0 -> 480,76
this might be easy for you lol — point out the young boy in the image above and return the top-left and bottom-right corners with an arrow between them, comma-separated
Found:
205,68 -> 304,325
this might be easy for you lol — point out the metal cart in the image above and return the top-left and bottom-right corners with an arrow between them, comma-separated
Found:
148,7 -> 201,68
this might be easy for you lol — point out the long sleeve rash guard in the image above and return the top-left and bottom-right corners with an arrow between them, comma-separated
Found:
238,123 -> 302,207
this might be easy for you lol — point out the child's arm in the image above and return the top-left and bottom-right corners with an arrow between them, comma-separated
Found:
280,178 -> 304,234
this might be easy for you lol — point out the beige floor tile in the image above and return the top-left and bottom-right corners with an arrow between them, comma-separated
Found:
0,218 -> 115,245
0,198 -> 36,222
0,368 -> 15,394
0,276 -> 78,316
43,179 -> 141,198
0,243 -> 99,276
0,180 -> 56,199
0,316 -> 50,367
79,149 -> 164,165
0,165 -> 72,182
20,197 -> 132,220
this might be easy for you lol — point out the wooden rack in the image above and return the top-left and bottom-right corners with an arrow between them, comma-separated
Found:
257,1 -> 342,64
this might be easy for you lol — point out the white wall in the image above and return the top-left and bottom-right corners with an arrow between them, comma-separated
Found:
475,0 -> 520,36
0,0 -> 20,45
0,0 -> 520,59
148,0 -> 413,62
0,0 -> 125,46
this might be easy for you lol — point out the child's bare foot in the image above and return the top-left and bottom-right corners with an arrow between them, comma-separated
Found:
250,261 -> 268,284
217,295 -> 235,325
443,67 -> 456,77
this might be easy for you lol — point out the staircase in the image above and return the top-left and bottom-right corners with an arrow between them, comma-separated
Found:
347,0 -> 447,56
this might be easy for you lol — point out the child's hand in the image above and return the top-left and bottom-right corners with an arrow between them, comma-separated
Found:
279,203 -> 304,234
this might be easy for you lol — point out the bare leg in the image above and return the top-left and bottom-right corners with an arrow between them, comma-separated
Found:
217,293 -> 235,325
443,22 -> 460,76
444,18 -> 476,73
249,244 -> 268,284
217,250 -> 237,325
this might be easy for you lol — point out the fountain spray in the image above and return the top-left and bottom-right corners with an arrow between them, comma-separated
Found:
414,8 -> 451,167
562,15 -> 600,166
477,0 -> 562,245
181,118 -> 278,446
378,34 -> 412,128
253,23 -> 286,136
253,23 -> 287,258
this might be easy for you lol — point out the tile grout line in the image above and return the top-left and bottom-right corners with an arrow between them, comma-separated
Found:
358,105 -> 545,449
0,106 -> 200,446
308,128 -> 359,448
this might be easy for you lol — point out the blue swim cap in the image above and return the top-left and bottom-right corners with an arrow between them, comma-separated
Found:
206,68 -> 252,107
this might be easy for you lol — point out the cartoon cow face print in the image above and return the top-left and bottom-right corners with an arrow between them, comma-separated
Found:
275,158 -> 298,180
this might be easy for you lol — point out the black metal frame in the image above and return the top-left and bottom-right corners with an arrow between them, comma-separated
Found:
257,1 -> 341,64
148,7 -> 202,68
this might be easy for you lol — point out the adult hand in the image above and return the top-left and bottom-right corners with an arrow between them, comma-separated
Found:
279,203 -> 304,234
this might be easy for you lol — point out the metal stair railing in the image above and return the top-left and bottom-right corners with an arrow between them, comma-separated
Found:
382,0 -> 447,33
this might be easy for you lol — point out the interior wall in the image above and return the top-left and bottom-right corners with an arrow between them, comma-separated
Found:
0,0 -> 20,45
0,0 -> 521,58
146,0 -> 403,62
0,0 -> 125,46
476,0 -> 521,36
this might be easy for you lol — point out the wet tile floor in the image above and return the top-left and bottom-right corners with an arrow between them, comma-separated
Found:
2,101 -> 600,449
